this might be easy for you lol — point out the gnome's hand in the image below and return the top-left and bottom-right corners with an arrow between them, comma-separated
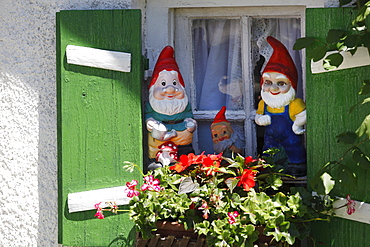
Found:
292,110 -> 306,135
146,117 -> 168,138
292,124 -> 305,135
255,114 -> 271,126
146,118 -> 161,132
184,118 -> 197,133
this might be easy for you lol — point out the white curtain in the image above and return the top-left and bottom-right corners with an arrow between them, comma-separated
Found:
252,18 -> 303,97
192,18 -> 301,154
193,19 -> 243,111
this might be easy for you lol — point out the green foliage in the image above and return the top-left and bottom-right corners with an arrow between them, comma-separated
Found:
294,1 -> 370,70
118,150 -> 330,246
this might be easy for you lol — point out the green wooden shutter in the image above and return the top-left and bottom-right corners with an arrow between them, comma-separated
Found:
56,10 -> 143,247
306,8 -> 370,246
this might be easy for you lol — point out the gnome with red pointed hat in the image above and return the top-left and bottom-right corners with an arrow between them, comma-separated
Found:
255,36 -> 306,176
211,106 -> 243,157
145,46 -> 197,169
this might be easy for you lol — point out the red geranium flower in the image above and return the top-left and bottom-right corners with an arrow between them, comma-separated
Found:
237,169 -> 256,191
245,156 -> 257,167
201,156 -> 220,176
170,153 -> 203,173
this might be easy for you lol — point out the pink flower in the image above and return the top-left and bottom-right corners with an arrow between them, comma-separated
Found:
141,175 -> 162,192
94,202 -> 105,219
94,211 -> 105,219
198,200 -> 210,219
346,194 -> 356,215
94,202 -> 102,210
125,180 -> 140,198
228,211 -> 239,224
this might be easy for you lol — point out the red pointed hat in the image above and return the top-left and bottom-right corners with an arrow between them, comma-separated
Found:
212,106 -> 229,125
148,46 -> 185,89
261,36 -> 298,90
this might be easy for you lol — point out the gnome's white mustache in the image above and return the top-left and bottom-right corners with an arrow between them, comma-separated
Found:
261,87 -> 296,109
149,88 -> 189,116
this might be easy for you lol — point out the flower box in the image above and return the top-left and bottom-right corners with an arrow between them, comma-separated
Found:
136,221 -> 206,247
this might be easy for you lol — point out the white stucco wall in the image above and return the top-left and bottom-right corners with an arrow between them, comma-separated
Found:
0,0 -> 338,246
0,1 -> 136,246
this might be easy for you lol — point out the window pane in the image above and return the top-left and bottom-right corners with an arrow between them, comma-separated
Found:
192,19 -> 243,111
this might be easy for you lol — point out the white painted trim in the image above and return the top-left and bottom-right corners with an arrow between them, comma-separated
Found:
66,45 -> 131,72
67,186 -> 131,213
332,197 -> 370,225
311,46 -> 370,74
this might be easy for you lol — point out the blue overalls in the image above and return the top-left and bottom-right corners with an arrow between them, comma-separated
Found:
263,104 -> 306,164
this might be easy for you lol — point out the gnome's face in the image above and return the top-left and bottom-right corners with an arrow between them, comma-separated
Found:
152,70 -> 185,101
261,72 -> 296,109
211,122 -> 233,144
262,72 -> 292,95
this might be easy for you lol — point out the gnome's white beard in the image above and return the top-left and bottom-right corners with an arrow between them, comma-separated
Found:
261,87 -> 296,109
213,133 -> 238,153
149,90 -> 189,116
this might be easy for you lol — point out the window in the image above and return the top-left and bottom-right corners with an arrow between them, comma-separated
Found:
174,6 -> 304,156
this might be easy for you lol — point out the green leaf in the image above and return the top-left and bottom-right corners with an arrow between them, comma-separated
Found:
362,33 -> 370,47
349,46 -> 358,55
309,45 -> 327,62
321,172 -> 335,195
225,177 -> 239,192
352,1 -> 370,25
343,34 -> 360,48
336,131 -> 358,144
178,177 -> 199,194
362,97 -> 370,104
326,29 -> 346,43
266,174 -> 283,190
335,164 -> 357,189
356,114 -> 370,138
293,37 -> 316,50
310,161 -> 337,195
359,80 -> 370,95
352,147 -> 370,170
323,53 -> 344,70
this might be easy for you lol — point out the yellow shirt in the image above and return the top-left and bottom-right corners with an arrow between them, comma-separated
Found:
256,98 -> 306,121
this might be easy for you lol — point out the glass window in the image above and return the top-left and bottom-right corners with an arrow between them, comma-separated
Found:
175,8 -> 303,156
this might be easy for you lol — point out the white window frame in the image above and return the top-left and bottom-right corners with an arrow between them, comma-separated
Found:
172,6 -> 306,155
143,1 -> 326,155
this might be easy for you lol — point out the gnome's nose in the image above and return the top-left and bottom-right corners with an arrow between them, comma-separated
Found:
162,85 -> 178,93
271,85 -> 279,92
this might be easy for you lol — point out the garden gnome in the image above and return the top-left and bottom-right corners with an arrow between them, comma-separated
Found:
211,106 -> 243,157
145,46 -> 197,170
255,36 -> 306,177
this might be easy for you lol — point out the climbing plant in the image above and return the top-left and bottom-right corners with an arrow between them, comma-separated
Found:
293,0 -> 370,70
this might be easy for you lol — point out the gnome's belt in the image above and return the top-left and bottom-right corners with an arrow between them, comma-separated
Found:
162,120 -> 183,124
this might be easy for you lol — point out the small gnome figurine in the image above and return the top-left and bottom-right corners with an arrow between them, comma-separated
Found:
211,106 -> 243,157
255,36 -> 306,177
145,46 -> 197,170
